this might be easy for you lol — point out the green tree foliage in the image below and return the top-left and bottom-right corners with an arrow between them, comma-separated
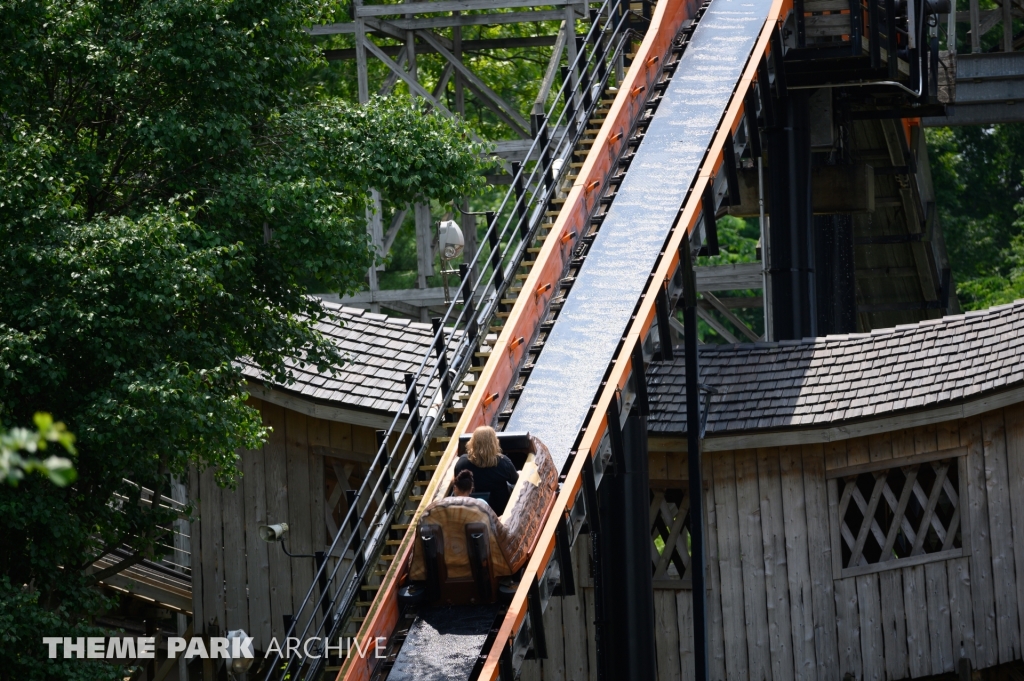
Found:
0,0 -> 485,676
1,413 -> 76,486
927,124 -> 1024,309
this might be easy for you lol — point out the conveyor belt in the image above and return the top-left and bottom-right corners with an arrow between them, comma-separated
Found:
507,0 -> 774,467
388,606 -> 500,681
386,1 -> 773,678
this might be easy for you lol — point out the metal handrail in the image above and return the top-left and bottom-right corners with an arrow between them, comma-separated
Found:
262,3 -> 635,678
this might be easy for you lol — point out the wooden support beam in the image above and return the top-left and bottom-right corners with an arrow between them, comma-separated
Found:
694,262 -> 764,292
310,9 -> 567,34
414,203 -> 434,290
325,35 -> 559,60
695,305 -> 741,344
533,21 -> 568,115
701,292 -> 761,342
361,38 -> 457,116
416,29 -> 532,136
354,0 -> 370,102
1002,0 -> 1013,51
355,0 -> 573,18
378,47 -> 408,95
382,207 -> 409,256
970,0 -> 981,52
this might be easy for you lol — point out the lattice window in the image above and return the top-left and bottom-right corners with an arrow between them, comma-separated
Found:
650,485 -> 692,588
829,453 -> 967,577
323,456 -> 381,540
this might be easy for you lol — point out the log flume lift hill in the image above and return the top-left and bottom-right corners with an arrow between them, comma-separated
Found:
256,0 -> 932,675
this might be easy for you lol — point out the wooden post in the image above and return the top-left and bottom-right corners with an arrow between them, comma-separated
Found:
970,0 -> 981,52
353,0 -> 369,103
454,13 -> 464,115
1002,0 -> 1012,51
414,203 -> 434,292
948,0 -> 957,55
461,203 -> 477,287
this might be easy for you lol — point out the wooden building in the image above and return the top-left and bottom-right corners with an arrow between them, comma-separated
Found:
520,300 -> 1024,681
188,303 -> 438,653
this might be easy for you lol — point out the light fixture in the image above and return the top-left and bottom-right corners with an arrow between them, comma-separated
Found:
258,523 -> 289,542
226,629 -> 255,674
438,218 -> 465,304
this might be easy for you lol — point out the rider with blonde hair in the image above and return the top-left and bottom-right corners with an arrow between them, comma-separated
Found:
454,425 -> 519,513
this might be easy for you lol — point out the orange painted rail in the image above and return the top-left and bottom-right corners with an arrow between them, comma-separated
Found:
474,0 -> 794,677
338,0 -> 794,675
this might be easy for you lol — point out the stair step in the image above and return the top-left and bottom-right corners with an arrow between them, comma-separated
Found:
420,464 -> 437,471
391,524 -> 410,531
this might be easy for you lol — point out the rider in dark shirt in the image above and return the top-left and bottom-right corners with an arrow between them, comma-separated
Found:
454,426 -> 519,514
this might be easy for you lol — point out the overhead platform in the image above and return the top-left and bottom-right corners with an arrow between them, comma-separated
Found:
923,52 -> 1024,126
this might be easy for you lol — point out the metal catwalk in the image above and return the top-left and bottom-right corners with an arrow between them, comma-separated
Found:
506,0 -> 774,468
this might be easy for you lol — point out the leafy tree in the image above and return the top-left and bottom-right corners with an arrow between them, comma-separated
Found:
926,124 -> 1024,309
1,413 -> 76,486
0,0 -> 485,677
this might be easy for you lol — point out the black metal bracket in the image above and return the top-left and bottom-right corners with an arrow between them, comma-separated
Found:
527,578 -> 548,659
555,513 -> 576,597
697,182 -> 720,257
606,392 -> 625,474
655,282 -> 675,360
630,340 -> 650,417
744,88 -> 762,157
723,132 -> 741,206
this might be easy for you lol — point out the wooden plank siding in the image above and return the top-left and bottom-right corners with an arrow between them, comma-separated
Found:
187,396 -> 1024,678
633,404 -> 1024,681
190,396 -> 384,652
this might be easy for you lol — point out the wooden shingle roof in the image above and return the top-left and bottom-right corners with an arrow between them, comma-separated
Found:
648,300 -> 1024,437
243,302 -> 448,418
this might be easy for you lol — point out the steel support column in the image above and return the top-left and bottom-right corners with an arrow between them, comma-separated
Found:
814,214 -> 857,334
765,89 -> 816,340
681,235 -> 710,681
599,393 -> 656,681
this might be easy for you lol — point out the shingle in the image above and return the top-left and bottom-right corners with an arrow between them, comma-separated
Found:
647,303 -> 1024,436
240,301 -> 449,418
